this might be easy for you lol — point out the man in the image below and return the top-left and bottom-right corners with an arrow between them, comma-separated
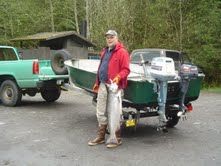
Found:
88,30 -> 130,148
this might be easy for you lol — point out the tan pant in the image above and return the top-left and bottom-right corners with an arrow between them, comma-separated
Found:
96,83 -> 123,125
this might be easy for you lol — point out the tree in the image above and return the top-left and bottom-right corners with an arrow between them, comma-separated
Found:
0,0 -> 220,85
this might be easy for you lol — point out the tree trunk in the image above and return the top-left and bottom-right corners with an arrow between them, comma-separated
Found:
74,0 -> 79,33
49,0 -> 55,32
85,0 -> 89,38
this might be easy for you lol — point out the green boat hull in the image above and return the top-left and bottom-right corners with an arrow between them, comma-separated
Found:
124,77 -> 204,106
68,67 -> 96,91
67,63 -> 204,106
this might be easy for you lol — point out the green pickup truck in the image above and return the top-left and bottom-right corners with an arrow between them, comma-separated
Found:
0,46 -> 69,107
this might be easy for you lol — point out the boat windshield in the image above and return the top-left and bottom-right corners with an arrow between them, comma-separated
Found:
130,51 -> 160,65
131,50 -> 183,71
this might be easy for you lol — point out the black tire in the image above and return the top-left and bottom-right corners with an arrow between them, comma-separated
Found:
51,50 -> 71,75
41,87 -> 61,102
166,115 -> 180,128
0,80 -> 22,107
166,108 -> 180,128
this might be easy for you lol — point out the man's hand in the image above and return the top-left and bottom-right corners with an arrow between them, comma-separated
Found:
92,84 -> 99,93
113,75 -> 121,84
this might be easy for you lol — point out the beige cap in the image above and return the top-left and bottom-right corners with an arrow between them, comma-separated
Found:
105,30 -> 118,37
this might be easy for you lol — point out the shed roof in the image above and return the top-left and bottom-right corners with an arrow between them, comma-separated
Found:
10,31 -> 96,47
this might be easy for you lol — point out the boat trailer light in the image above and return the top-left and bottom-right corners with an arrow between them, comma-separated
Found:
186,103 -> 193,112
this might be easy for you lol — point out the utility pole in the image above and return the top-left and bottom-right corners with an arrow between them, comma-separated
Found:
179,0 -> 183,51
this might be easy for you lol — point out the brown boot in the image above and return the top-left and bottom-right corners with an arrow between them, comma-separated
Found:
106,128 -> 122,148
116,128 -> 122,145
88,124 -> 107,146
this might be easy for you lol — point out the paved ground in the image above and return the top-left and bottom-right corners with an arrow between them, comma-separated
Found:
0,90 -> 221,166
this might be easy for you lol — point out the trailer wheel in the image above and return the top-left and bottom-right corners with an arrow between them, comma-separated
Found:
41,87 -> 61,102
165,107 -> 180,128
51,50 -> 71,75
0,80 -> 22,107
166,116 -> 180,128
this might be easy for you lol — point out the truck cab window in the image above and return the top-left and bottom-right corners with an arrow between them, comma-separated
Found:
2,48 -> 17,61
0,51 -> 4,60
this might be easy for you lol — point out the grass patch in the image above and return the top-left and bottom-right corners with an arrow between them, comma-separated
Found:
202,87 -> 221,94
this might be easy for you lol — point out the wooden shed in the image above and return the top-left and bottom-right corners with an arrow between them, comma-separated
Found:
11,31 -> 96,59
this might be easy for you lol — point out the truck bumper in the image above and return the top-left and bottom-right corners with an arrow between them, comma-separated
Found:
37,78 -> 69,88
38,75 -> 69,81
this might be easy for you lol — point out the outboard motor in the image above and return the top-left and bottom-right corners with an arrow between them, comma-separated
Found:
178,64 -> 198,116
150,57 -> 177,131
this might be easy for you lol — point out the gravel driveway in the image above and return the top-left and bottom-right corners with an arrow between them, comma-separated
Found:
0,91 -> 220,166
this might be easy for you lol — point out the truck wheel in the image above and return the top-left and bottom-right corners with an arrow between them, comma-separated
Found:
41,87 -> 61,102
0,80 -> 22,107
51,50 -> 71,75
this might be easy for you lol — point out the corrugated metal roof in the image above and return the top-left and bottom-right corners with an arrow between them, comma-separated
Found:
10,31 -> 96,47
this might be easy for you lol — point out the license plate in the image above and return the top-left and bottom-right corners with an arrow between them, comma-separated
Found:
126,119 -> 136,127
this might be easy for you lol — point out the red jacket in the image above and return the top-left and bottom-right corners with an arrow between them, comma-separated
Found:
95,42 -> 130,89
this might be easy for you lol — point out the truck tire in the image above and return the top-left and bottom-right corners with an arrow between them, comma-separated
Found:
41,87 -> 61,102
51,50 -> 71,75
0,80 -> 22,107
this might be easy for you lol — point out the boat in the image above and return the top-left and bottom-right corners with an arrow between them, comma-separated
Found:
64,48 -> 205,128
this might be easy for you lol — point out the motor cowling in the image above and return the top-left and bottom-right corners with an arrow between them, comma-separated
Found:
150,57 -> 177,81
179,64 -> 198,79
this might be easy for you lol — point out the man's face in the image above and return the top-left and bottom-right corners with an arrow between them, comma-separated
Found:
106,35 -> 118,48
